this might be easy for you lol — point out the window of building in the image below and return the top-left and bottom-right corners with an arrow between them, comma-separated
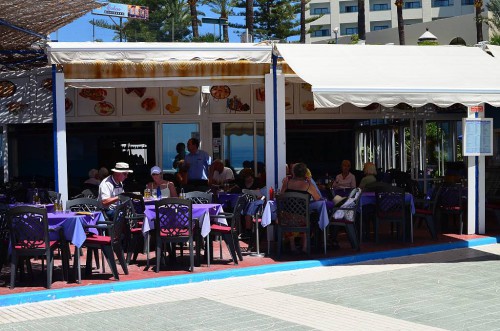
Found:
372,3 -> 390,10
461,0 -> 473,4
342,5 -> 358,13
432,0 -> 453,6
404,1 -> 422,8
312,29 -> 331,37
312,7 -> 330,14
345,27 -> 359,35
373,25 -> 389,31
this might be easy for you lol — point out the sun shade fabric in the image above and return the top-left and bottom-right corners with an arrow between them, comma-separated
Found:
47,42 -> 272,64
487,45 -> 500,59
276,44 -> 500,108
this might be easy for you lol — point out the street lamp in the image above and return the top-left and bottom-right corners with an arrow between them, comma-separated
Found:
333,27 -> 339,44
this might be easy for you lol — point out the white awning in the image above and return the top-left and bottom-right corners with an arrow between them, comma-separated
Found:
46,42 -> 272,87
487,44 -> 500,59
276,44 -> 500,108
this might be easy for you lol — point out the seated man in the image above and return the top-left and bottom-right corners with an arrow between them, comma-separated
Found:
98,162 -> 133,219
209,159 -> 235,186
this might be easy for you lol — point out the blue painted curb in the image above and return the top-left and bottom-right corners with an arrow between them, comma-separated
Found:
1,236 -> 499,307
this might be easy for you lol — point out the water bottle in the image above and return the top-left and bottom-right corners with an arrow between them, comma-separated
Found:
180,188 -> 185,199
392,179 -> 397,187
33,188 -> 40,205
157,186 -> 162,199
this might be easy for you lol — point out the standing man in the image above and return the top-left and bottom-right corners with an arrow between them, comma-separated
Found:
185,138 -> 211,188
98,162 -> 133,219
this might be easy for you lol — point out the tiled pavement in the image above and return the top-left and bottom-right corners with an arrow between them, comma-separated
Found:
1,244 -> 500,330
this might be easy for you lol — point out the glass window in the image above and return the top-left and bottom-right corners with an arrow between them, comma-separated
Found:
161,123 -> 199,173
312,29 -> 331,37
432,0 -> 453,6
345,27 -> 359,35
312,7 -> 330,14
342,5 -> 358,13
461,0 -> 473,4
404,1 -> 422,8
373,25 -> 389,30
218,122 -> 264,174
372,3 -> 390,10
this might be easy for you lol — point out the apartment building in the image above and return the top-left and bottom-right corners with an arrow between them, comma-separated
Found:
306,0 -> 483,43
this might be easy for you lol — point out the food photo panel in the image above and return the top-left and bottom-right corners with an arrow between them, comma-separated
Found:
209,85 -> 251,114
122,87 -> 161,116
0,76 -> 31,122
162,86 -> 200,115
299,83 -> 339,114
252,83 -> 294,114
76,88 -> 117,117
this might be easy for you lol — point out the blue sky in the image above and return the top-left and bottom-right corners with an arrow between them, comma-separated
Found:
50,7 -> 244,43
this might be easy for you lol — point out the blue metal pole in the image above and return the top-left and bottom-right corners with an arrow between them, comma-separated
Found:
272,53 -> 279,190
51,64 -> 59,190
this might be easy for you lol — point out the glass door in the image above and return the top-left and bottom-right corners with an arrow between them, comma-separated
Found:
161,123 -> 200,174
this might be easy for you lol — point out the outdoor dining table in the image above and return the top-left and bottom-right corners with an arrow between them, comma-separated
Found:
142,203 -> 226,267
47,211 -> 104,283
358,191 -> 416,244
261,198 -> 332,254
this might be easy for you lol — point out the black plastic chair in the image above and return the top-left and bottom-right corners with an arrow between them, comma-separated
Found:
437,183 -> 465,235
375,185 -> 406,243
414,184 -> 441,239
208,194 -> 250,266
154,198 -> 194,272
275,192 -> 310,258
0,204 -> 9,270
119,192 -> 146,265
185,191 -> 213,204
8,206 -> 69,289
78,201 -> 130,280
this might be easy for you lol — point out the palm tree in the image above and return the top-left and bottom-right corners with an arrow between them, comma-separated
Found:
188,0 -> 200,38
475,0 -> 484,42
357,0 -> 365,40
395,0 -> 405,45
203,0 -> 234,42
299,0 -> 306,43
246,0 -> 254,38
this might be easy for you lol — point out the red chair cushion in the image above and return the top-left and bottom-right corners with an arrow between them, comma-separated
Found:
130,228 -> 142,234
210,224 -> 231,233
415,208 -> 433,215
14,240 -> 59,250
85,235 -> 111,245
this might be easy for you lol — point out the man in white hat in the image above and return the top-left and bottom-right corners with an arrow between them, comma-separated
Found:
98,162 -> 133,218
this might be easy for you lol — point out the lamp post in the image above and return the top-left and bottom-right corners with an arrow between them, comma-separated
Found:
333,27 -> 339,44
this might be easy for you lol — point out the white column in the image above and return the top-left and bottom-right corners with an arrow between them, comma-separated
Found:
466,104 -> 485,234
264,70 -> 286,198
53,67 -> 69,202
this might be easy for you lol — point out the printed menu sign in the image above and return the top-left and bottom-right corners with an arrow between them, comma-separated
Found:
463,118 -> 493,156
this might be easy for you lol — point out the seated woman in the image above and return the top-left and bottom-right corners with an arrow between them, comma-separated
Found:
147,166 -> 177,198
358,162 -> 377,189
332,160 -> 356,189
280,163 -> 322,254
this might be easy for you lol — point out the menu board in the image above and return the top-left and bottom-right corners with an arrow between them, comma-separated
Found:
463,118 -> 493,156
76,88 -> 117,117
122,87 -> 161,116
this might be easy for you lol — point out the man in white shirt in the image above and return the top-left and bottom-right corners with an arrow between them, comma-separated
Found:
209,159 -> 235,185
98,162 -> 133,218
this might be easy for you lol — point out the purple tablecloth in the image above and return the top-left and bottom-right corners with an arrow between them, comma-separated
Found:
143,203 -> 225,238
9,203 -> 55,213
47,212 -> 103,248
262,199 -> 331,230
360,191 -> 415,214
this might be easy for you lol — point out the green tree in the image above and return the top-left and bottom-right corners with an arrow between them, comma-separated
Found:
253,0 -> 297,41
92,0 -> 192,42
188,0 -> 200,38
202,0 -> 234,42
485,0 -> 500,43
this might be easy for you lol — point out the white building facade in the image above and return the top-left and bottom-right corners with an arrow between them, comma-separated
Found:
306,0 -> 486,44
